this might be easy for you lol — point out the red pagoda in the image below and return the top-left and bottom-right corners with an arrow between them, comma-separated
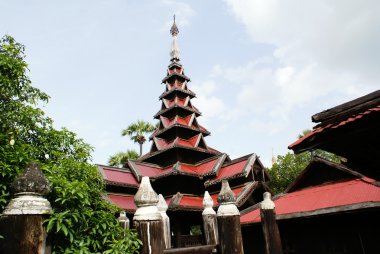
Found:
97,19 -> 269,247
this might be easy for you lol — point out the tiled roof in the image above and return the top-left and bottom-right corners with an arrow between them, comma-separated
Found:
106,182 -> 262,213
205,154 -> 257,186
106,194 -> 137,213
180,155 -> 224,176
97,165 -> 139,187
240,177 -> 380,224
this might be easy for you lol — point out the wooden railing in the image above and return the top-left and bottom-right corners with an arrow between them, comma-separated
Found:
177,235 -> 205,247
164,244 -> 217,254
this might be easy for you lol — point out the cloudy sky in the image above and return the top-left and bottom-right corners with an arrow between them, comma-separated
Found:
1,0 -> 379,166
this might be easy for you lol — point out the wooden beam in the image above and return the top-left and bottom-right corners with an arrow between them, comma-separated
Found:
163,245 -> 216,254
312,90 -> 380,123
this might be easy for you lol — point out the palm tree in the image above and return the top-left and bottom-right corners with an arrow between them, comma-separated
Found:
122,120 -> 156,156
108,149 -> 139,167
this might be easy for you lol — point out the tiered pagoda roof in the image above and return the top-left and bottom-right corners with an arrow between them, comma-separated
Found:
98,18 -> 268,217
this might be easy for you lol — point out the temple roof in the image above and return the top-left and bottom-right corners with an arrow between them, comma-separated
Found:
240,158 -> 380,225
105,181 -> 264,214
99,18 -> 267,214
241,177 -> 380,224
205,154 -> 267,187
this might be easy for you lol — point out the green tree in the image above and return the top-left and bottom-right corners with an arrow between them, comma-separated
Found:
122,120 -> 156,156
108,149 -> 139,167
0,35 -> 141,253
268,129 -> 340,194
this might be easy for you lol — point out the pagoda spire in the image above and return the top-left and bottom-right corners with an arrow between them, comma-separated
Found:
170,15 -> 180,62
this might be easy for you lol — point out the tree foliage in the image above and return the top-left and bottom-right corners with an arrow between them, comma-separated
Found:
121,120 -> 156,156
0,35 -> 141,253
108,150 -> 139,168
268,150 -> 340,194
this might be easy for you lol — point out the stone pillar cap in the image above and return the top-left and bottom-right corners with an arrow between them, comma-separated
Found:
217,180 -> 239,216
157,194 -> 168,212
133,177 -> 161,220
217,180 -> 236,204
3,162 -> 52,215
11,162 -> 51,195
261,192 -> 275,210
202,191 -> 216,215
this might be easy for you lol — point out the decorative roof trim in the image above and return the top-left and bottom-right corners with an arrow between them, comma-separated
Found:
243,154 -> 257,177
204,154 -> 257,187
154,104 -> 201,119
126,160 -> 143,182
236,182 -> 259,207
284,156 -> 366,193
159,88 -> 196,100
104,179 -> 139,189
162,73 -> 191,83
149,123 -> 210,139
139,144 -> 219,162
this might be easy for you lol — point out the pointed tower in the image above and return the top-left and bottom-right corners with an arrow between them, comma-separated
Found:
97,17 -> 269,248
140,18 -> 218,166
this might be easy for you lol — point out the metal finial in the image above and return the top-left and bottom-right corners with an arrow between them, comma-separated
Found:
170,15 -> 179,36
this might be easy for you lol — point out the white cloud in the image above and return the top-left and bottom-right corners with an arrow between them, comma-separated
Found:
196,0 -> 379,127
191,80 -> 226,123
224,0 -> 380,87
161,0 -> 195,29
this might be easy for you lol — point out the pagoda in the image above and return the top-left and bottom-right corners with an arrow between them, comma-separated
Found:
97,18 -> 269,247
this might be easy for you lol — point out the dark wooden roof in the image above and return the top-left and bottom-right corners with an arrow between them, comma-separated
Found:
289,90 -> 380,179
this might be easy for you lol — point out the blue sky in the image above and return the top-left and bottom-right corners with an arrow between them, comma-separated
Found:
1,0 -> 379,167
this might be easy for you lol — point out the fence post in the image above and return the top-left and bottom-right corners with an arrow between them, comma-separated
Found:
0,162 -> 52,254
158,194 -> 171,249
217,180 -> 244,254
202,191 -> 218,246
260,192 -> 283,254
133,176 -> 165,254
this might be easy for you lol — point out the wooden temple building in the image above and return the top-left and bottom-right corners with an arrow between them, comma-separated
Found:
240,90 -> 380,254
97,20 -> 269,248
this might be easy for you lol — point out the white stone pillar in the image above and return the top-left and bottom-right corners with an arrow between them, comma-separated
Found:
158,194 -> 171,249
133,176 -> 165,254
202,191 -> 218,245
260,192 -> 283,254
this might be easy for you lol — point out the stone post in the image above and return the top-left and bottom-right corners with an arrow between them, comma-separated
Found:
158,194 -> 171,249
260,192 -> 283,254
133,176 -> 165,254
202,191 -> 218,245
217,180 -> 244,254
117,211 -> 130,230
0,162 -> 52,254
